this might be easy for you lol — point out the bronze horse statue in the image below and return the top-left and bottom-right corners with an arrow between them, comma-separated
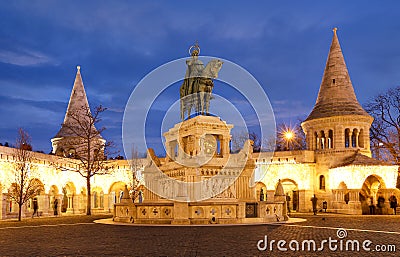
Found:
180,59 -> 223,120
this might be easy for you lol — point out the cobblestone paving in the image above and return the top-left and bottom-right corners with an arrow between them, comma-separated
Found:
0,214 -> 399,256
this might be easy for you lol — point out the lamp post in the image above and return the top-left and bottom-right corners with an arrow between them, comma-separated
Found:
284,130 -> 294,151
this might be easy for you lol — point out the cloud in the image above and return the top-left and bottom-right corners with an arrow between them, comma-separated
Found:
272,100 -> 311,121
0,48 -> 57,66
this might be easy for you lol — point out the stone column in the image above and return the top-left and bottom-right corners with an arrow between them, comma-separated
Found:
0,194 -> 6,219
66,194 -> 74,214
354,130 -> 359,148
104,194 -> 110,213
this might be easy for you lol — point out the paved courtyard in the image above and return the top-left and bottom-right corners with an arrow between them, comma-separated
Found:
0,214 -> 399,256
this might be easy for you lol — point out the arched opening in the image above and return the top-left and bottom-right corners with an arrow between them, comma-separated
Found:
48,185 -> 59,215
328,130 -> 333,149
281,179 -> 299,212
255,182 -> 266,201
61,182 -> 76,213
80,187 -> 87,213
345,128 -> 350,148
7,183 -> 19,213
319,175 -> 326,191
320,131 -> 326,149
92,187 -> 104,209
27,179 -> 44,214
66,148 -> 76,158
359,175 -> 386,215
109,182 -> 127,208
358,129 -> 365,148
351,129 -> 358,148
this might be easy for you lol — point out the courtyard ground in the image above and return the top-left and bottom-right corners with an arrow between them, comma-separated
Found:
0,213 -> 399,256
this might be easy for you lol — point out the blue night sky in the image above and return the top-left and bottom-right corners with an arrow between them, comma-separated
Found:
1,1 -> 400,157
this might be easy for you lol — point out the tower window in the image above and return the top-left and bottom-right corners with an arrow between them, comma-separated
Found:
332,79 -> 335,84
345,128 -> 350,148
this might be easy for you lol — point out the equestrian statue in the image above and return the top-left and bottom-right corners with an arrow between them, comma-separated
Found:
180,42 -> 223,121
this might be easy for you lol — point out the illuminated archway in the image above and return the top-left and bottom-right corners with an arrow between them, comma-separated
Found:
108,181 -> 127,207
62,182 -> 76,213
255,182 -> 266,201
92,186 -> 104,209
280,179 -> 299,212
360,175 -> 386,214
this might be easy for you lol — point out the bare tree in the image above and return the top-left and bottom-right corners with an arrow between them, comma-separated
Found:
231,129 -> 278,153
130,145 -> 141,188
365,86 -> 400,187
60,105 -> 114,215
231,130 -> 249,153
8,129 -> 43,221
129,144 -> 142,201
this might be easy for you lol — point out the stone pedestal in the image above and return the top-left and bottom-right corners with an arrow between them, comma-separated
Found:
172,202 -> 190,224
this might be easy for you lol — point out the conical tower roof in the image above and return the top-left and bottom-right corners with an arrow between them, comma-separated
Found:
305,28 -> 369,121
54,66 -> 99,138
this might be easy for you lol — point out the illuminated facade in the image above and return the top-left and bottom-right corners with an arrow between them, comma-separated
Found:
254,29 -> 398,214
0,67 -> 143,219
0,29 -> 397,219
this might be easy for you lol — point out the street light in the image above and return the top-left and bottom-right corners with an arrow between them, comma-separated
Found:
283,130 -> 294,150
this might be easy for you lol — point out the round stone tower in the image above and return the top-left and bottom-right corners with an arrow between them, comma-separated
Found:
301,28 -> 373,160
51,66 -> 105,158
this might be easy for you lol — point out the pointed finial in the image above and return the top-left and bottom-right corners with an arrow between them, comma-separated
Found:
77,65 -> 81,72
333,27 -> 338,34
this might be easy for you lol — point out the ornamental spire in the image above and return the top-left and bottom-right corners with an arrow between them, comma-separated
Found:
54,66 -> 96,138
305,28 -> 369,121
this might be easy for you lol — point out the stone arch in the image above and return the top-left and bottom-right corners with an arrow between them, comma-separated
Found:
79,187 -> 87,213
360,175 -> 386,214
255,182 -> 266,201
109,181 -> 127,207
65,147 -> 76,158
92,186 -> 104,209
351,128 -> 358,148
320,130 -> 326,149
48,185 -> 60,214
27,178 -> 45,214
61,182 -> 76,213
7,183 -> 18,213
345,128 -> 351,148
30,178 -> 45,194
358,129 -> 365,148
280,178 -> 299,212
